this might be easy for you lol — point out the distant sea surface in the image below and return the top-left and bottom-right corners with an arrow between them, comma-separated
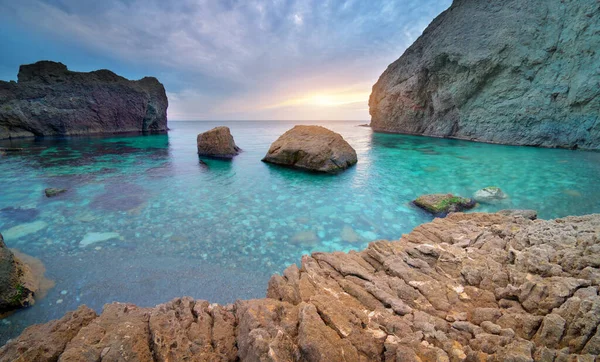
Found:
1,120 -> 599,344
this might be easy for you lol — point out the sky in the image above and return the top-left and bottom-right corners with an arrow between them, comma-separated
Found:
0,0 -> 451,121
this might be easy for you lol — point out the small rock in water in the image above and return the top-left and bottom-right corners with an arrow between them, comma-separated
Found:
563,189 -> 582,197
44,188 -> 67,197
80,232 -> 121,247
3,220 -> 48,241
414,194 -> 476,216
56,299 -> 63,304
473,187 -> 507,204
197,126 -> 241,158
60,290 -> 68,295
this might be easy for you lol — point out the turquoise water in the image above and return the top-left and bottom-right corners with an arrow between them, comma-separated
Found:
1,120 -> 599,343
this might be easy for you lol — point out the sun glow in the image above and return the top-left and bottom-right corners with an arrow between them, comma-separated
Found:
265,89 -> 370,110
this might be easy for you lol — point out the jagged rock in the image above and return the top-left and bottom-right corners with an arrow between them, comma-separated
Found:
498,209 -> 538,220
44,188 -> 67,198
413,193 -> 476,215
0,305 -> 97,362
197,126 -> 241,159
474,187 -> 507,204
369,0 -> 600,150
3,213 -> 599,360
0,61 -> 168,139
262,125 -> 357,173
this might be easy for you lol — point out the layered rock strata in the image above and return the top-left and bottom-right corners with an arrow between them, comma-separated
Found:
0,61 -> 168,139
369,0 -> 600,149
2,212 -> 599,361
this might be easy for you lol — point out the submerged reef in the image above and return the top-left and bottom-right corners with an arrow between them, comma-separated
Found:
0,61 -> 168,139
2,212 -> 599,360
369,0 -> 600,149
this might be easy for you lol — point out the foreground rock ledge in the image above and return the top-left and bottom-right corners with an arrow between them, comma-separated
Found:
2,213 -> 599,361
262,125 -> 357,173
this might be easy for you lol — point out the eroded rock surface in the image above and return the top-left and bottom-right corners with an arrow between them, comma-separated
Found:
2,213 -> 599,360
0,233 -> 49,313
0,61 -> 168,139
197,126 -> 241,159
369,0 -> 600,149
262,125 -> 357,173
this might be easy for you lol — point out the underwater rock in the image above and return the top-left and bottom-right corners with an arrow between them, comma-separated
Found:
197,126 -> 241,159
340,225 -> 362,243
0,233 -> 53,314
369,0 -> 600,150
4,212 -> 600,360
2,220 -> 48,241
291,230 -> 319,246
473,187 -> 507,204
0,61 -> 168,140
0,207 -> 40,222
44,188 -> 67,198
262,125 -> 357,173
79,232 -> 121,247
413,193 -> 476,216
497,209 -> 538,220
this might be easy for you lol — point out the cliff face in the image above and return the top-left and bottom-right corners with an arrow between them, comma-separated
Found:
0,61 -> 168,139
369,0 -> 600,149
2,213 -> 599,361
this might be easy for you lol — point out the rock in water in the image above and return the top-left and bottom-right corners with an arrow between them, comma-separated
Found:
473,186 -> 507,204
0,233 -> 38,313
369,0 -> 600,150
4,213 -> 600,360
414,193 -> 476,216
44,188 -> 67,198
0,61 -> 168,139
262,125 -> 357,173
196,126 -> 241,158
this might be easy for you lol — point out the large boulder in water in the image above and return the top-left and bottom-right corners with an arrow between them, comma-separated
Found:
197,126 -> 241,159
0,61 -> 168,139
369,0 -> 600,150
262,125 -> 357,173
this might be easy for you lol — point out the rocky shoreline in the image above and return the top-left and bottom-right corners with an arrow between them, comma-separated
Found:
2,212 -> 598,361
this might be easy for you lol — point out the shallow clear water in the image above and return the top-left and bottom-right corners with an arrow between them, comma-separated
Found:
0,120 -> 599,343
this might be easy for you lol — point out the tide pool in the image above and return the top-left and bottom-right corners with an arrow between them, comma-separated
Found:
0,120 -> 599,344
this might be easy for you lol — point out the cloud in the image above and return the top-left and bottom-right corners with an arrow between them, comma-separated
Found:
0,0 -> 451,120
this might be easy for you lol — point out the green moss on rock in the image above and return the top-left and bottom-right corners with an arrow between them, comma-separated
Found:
414,193 -> 476,215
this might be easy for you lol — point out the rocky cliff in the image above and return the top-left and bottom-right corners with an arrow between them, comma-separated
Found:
2,212 -> 599,361
369,0 -> 600,150
0,61 -> 168,139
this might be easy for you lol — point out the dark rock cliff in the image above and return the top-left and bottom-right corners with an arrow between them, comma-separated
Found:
0,61 -> 168,139
369,0 -> 600,149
